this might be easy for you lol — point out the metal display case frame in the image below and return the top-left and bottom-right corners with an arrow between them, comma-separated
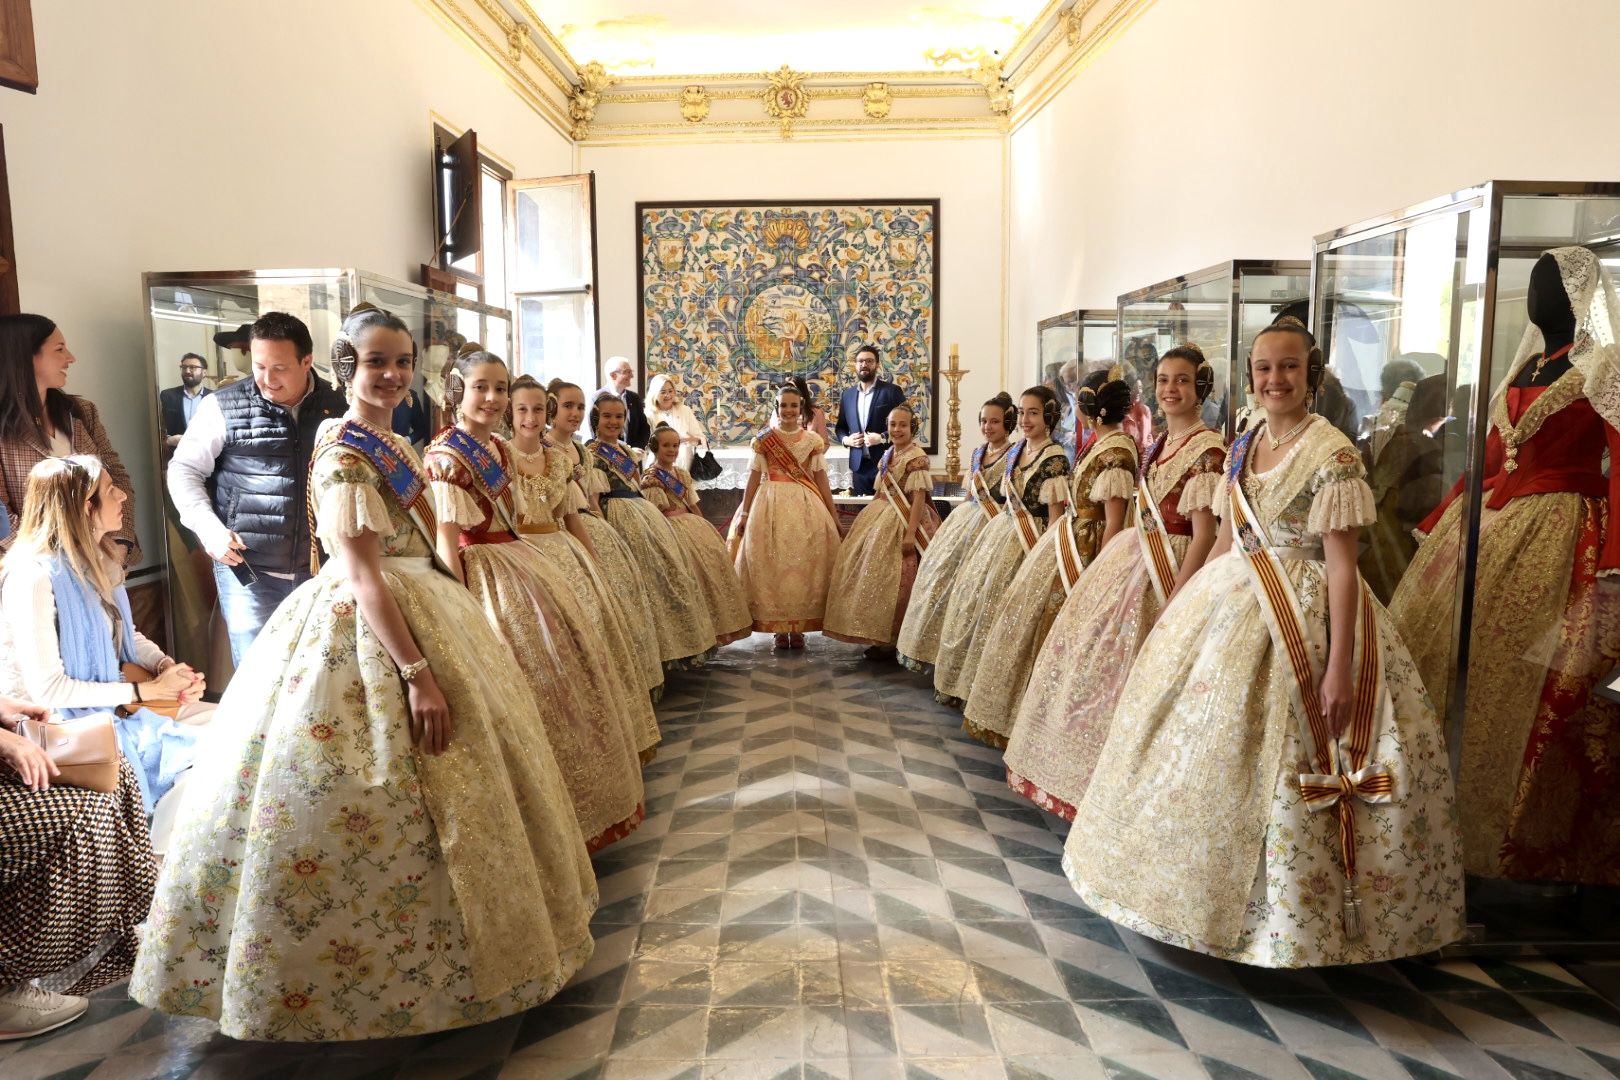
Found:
1036,307 -> 1119,383
1312,181 -> 1620,956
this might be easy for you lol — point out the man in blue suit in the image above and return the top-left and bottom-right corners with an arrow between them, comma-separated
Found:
834,344 -> 907,496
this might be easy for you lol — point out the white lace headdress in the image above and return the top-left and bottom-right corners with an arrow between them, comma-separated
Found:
1493,245 -> 1620,428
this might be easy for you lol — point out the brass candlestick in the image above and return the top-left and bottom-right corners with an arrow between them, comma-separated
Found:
942,344 -> 968,486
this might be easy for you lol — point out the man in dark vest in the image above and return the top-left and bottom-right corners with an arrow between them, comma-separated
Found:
167,311 -> 347,664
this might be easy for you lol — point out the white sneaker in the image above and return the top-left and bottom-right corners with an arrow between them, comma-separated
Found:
0,984 -> 89,1040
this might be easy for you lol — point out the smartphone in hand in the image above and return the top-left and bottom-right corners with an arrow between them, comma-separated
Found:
230,560 -> 259,586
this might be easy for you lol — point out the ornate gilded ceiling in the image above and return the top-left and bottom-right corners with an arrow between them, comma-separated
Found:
421,0 -> 1156,143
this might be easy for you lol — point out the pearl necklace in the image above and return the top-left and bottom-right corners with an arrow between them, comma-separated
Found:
1265,414 -> 1313,451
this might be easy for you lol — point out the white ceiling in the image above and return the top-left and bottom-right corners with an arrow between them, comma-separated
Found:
532,0 -> 1049,76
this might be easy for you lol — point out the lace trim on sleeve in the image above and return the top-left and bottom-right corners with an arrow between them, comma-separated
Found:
1210,476 -> 1233,519
315,481 -> 393,546
902,462 -> 933,494
807,449 -> 827,474
1176,471 -> 1224,516
429,480 -> 487,528
641,481 -> 673,510
1307,477 -> 1377,535
1089,467 -> 1135,504
1038,476 -> 1069,507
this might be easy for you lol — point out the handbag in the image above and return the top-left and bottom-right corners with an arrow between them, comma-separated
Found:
691,448 -> 723,483
119,662 -> 183,721
13,715 -> 119,793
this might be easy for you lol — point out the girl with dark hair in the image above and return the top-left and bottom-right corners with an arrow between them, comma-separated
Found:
961,368 -> 1139,747
896,393 -> 1016,672
1064,317 -> 1463,967
542,378 -> 666,702
131,306 -> 599,1039
643,425 -> 752,647
733,383 -> 841,649
426,348 -> 652,848
823,403 -> 939,653
588,393 -> 718,667
930,386 -> 1070,708
0,315 -> 140,562
1007,344 -> 1226,818
785,375 -> 830,443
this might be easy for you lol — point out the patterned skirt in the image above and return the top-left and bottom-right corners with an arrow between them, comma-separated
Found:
0,759 -> 157,993
896,503 -> 990,671
931,514 -> 1042,706
1391,491 -> 1620,882
824,499 -> 940,647
666,514 -> 753,646
577,513 -> 666,700
603,498 -> 718,662
734,480 -> 841,633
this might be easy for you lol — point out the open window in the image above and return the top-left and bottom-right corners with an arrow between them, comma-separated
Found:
509,173 -> 600,388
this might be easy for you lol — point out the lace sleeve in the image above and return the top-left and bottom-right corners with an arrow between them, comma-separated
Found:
676,468 -> 703,511
641,479 -> 674,510
1089,466 -> 1135,504
1038,476 -> 1070,507
902,461 -> 933,494
423,453 -> 487,528
313,449 -> 393,548
1175,448 -> 1228,516
1307,446 -> 1376,535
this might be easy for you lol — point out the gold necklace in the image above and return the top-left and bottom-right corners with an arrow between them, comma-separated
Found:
1265,415 -> 1313,451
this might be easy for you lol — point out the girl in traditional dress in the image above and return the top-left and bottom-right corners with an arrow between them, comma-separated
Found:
1006,345 -> 1226,817
961,369 -> 1138,747
131,306 -> 598,1039
734,384 -> 842,649
425,351 -> 649,849
931,387 -> 1070,708
588,394 -> 717,667
897,394 -> 1015,673
1391,247 -> 1620,884
544,379 -> 665,703
642,424 -> 752,647
823,404 -> 940,655
1064,317 -> 1464,967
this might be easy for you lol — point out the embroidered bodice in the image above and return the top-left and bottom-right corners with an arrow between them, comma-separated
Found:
587,439 -> 643,494
877,443 -> 932,501
312,420 -> 433,559
641,465 -> 702,513
750,426 -> 826,480
424,430 -> 511,535
1070,431 -> 1138,520
1145,430 -> 1227,537
1216,420 -> 1375,548
969,444 -> 1011,505
1001,440 -> 1070,519
510,442 -> 577,525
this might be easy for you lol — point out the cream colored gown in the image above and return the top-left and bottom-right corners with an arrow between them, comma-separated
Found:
131,420 -> 597,1039
1065,419 -> 1464,967
896,443 -> 1009,672
962,431 -> 1137,747
733,427 -> 841,633
823,443 -> 940,646
642,464 -> 753,646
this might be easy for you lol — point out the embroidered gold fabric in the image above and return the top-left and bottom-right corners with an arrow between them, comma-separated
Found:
932,443 -> 1070,703
734,428 -> 841,632
824,445 -> 939,646
589,441 -> 718,661
131,425 -> 598,1038
1064,421 -> 1463,966
1006,432 -> 1226,815
961,432 -> 1140,743
642,467 -> 753,644
894,444 -> 1008,669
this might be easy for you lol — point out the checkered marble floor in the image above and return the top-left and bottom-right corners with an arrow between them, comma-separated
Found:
7,634 -> 1620,1079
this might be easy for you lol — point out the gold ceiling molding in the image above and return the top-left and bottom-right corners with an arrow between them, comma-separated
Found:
422,0 -> 1155,145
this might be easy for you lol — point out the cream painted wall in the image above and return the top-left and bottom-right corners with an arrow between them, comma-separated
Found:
1007,0 -> 1620,384
581,137 -> 1008,462
0,0 -> 572,571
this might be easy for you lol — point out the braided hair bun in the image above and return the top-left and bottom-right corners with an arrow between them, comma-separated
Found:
1249,315 -> 1326,393
331,302 -> 413,385
1161,341 -> 1216,402
981,391 -> 1015,435
1078,366 -> 1133,425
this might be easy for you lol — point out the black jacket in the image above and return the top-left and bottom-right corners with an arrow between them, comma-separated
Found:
622,388 -> 651,451
834,380 -> 908,476
159,385 -> 211,441
207,374 -> 347,575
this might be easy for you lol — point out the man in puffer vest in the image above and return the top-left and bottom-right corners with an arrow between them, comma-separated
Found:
168,312 -> 346,665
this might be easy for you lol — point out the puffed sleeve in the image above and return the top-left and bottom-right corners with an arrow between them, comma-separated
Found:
903,458 -> 933,494
313,447 -> 393,550
1088,451 -> 1137,503
1175,447 -> 1228,517
423,452 -> 487,528
1036,453 -> 1071,508
806,433 -> 827,474
641,475 -> 674,510
1306,445 -> 1378,535
677,468 -> 704,511
586,453 -> 612,495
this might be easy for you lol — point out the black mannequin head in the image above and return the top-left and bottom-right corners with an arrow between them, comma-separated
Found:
1527,253 -> 1576,346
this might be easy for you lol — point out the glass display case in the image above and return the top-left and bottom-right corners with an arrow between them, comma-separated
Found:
1036,308 -> 1117,385
141,268 -> 512,689
1116,260 -> 1310,433
1313,181 -> 1620,949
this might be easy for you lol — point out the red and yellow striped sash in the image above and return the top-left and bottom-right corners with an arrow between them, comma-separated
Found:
1135,477 -> 1178,603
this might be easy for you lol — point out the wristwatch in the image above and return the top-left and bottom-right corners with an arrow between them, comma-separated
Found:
399,658 -> 431,683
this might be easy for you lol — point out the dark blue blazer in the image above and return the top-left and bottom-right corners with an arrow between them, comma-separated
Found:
834,380 -> 907,476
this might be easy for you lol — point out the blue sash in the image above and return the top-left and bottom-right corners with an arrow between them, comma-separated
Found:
649,466 -> 688,500
334,420 -> 429,511
1226,426 -> 1257,485
876,445 -> 896,478
436,427 -> 511,503
590,439 -> 640,489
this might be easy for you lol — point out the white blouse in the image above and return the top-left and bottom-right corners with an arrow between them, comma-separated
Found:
0,558 -> 166,709
645,403 -> 707,472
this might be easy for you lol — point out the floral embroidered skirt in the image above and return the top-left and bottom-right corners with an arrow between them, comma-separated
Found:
604,498 -> 718,662
666,514 -> 754,646
931,514 -> 1041,707
734,481 -> 840,633
130,557 -> 598,1040
1391,491 -> 1620,883
824,499 -> 939,647
1064,550 -> 1464,967
577,513 -> 666,700
896,504 -> 989,671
